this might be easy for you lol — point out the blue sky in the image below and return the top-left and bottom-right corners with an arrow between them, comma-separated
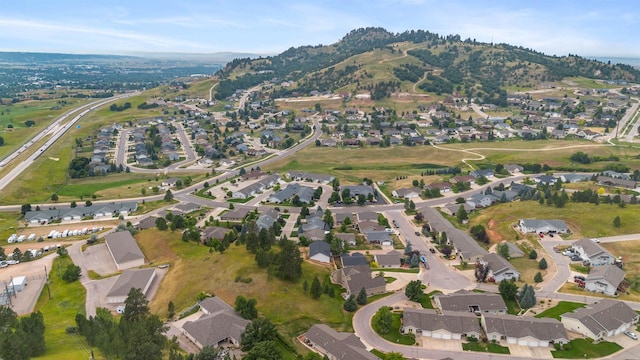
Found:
1,0 -> 638,57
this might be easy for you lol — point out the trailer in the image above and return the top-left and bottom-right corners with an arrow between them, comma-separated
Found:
16,235 -> 25,242
11,276 -> 27,292
61,230 -> 68,237
27,234 -> 36,241
7,234 -> 17,243
47,230 -> 56,239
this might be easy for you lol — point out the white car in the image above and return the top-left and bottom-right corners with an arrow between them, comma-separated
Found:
592,238 -> 600,243
625,330 -> 638,340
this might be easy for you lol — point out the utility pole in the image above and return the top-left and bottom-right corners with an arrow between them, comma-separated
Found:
3,281 -> 11,306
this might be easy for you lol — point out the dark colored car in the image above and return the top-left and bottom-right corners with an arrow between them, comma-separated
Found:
429,248 -> 436,253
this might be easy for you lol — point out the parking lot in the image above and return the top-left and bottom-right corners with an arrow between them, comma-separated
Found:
0,252 -> 58,315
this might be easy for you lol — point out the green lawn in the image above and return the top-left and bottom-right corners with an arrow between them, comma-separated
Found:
420,290 -> 442,309
371,313 -> 416,345
462,341 -> 511,354
34,255 -> 101,360
534,301 -> 586,320
569,264 -> 590,274
552,339 -> 622,358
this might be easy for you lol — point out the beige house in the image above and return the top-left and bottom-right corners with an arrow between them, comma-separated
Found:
401,308 -> 482,340
561,299 -> 639,340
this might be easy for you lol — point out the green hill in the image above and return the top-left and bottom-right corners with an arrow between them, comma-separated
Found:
214,27 -> 640,104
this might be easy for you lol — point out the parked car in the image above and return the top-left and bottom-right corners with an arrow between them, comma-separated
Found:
429,248 -> 436,254
570,255 -> 581,261
625,331 -> 638,340
415,231 -> 421,236
592,238 -> 600,243
548,233 -> 554,238
538,232 -> 544,238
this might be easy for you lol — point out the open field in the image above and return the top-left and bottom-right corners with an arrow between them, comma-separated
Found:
509,257 -> 547,284
0,98 -> 88,159
601,240 -> 640,294
137,229 -> 352,354
34,255 -> 102,360
469,201 -> 640,241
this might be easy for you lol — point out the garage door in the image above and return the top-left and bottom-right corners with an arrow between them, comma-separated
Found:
442,333 -> 452,340
507,337 -> 517,344
433,333 -> 442,339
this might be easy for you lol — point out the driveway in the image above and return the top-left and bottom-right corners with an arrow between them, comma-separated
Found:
81,243 -> 118,276
166,312 -> 202,354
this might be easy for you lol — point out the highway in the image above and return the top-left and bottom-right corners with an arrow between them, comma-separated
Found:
0,93 -> 137,192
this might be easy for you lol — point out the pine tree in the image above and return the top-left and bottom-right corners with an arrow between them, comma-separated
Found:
356,287 -> 367,305
343,295 -> 357,312
534,272 -> 543,283
310,276 -> 322,299
539,258 -> 548,269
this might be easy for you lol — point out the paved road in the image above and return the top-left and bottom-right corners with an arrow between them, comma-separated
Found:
623,99 -> 640,142
169,122 -> 197,169
0,93 -> 136,191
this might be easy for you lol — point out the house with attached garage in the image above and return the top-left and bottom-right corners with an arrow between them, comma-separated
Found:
446,229 -> 488,263
561,299 -> 639,341
481,313 -> 568,347
267,183 -> 315,204
309,241 -> 331,264
182,297 -> 250,349
333,265 -> 386,297
518,219 -> 569,234
480,253 -> 519,282
597,175 -> 637,189
571,239 -> 615,266
584,265 -> 626,296
374,251 -> 402,268
440,203 -> 474,217
363,231 -> 392,246
340,252 -> 368,267
302,324 -> 380,360
534,175 -> 558,185
470,168 -> 494,179
424,182 -> 452,194
392,187 -> 422,199
401,308 -> 482,340
335,233 -> 356,247
433,290 -> 507,314
286,171 -> 335,184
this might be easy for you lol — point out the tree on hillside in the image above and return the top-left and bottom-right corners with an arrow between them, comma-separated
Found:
243,341 -> 281,360
123,288 -> 150,323
497,243 -> 510,260
235,296 -> 258,320
614,216 -> 621,228
343,295 -> 357,312
529,249 -> 538,259
240,318 -> 278,351
405,280 -> 424,302
474,261 -> 489,282
456,206 -> 468,223
274,239 -> 302,281
534,272 -> 543,283
310,277 -> 322,299
519,284 -> 536,309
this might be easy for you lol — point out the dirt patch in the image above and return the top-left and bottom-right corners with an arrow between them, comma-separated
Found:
486,219 -> 504,244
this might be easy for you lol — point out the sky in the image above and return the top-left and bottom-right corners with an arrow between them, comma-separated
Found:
1,0 -> 639,58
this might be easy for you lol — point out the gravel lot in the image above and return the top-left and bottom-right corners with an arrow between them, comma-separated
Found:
0,252 -> 58,315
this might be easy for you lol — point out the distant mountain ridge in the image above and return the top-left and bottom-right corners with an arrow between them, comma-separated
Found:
0,51 -> 262,65
214,27 -> 640,102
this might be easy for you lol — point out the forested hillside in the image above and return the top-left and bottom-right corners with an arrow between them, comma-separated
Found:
214,27 -> 640,102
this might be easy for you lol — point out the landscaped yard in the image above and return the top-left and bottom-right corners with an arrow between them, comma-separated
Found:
509,257 -> 547,284
534,301 -> 586,320
552,338 -> 622,358
34,255 -> 102,360
137,229 -> 352,355
462,340 -> 510,354
371,312 -> 416,345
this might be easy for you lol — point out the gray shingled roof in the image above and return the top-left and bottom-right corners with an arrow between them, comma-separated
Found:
483,313 -> 568,342
341,253 -> 367,267
520,219 -> 568,231
309,240 -> 331,258
304,324 -> 380,360
561,299 -> 638,336
107,268 -> 156,298
482,253 -> 516,276
343,265 -> 386,295
374,251 -> 402,267
572,238 -> 611,258
104,231 -> 145,265
434,290 -> 507,313
182,297 -> 250,348
403,308 -> 482,334
586,265 -> 626,287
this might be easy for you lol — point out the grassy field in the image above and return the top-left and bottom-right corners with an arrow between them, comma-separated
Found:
552,338 -> 621,358
469,201 -> 640,241
534,301 -> 585,320
34,255 -> 101,360
0,98 -> 88,159
137,229 -> 352,354
509,257 -> 547,284
0,211 -> 21,244
602,240 -> 640,294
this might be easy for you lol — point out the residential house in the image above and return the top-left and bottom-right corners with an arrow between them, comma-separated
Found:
447,229 -> 488,262
440,203 -> 474,217
341,185 -> 376,198
597,176 -> 637,189
363,231 -> 392,246
467,192 -> 497,208
219,208 -> 250,222
480,253 -> 519,282
303,324 -> 380,360
333,265 -> 386,297
135,216 -> 158,230
232,174 -> 281,199
374,251 -> 402,268
182,297 -> 250,349
287,171 -> 335,184
561,299 -> 639,340
104,231 -> 145,270
584,265 -> 626,296
450,175 -> 475,185
481,313 -> 568,347
340,252 -> 367,267
257,209 -> 279,231
392,187 -> 422,199
309,241 -> 331,264
201,226 -> 231,243
300,208 -> 328,233
470,169 -> 495,179
107,268 -> 156,304
518,219 -> 569,234
560,173 -> 592,183
504,164 -> 523,174
335,233 -> 356,247
498,241 -> 525,258
433,290 -> 507,314
267,183 -> 315,204
335,213 -> 353,226
602,170 -> 630,180
425,182 -> 452,193
401,308 -> 482,340
534,175 -> 558,185
162,178 -> 181,187
572,239 -> 615,266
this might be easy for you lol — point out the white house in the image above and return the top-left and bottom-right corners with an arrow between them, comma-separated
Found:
308,241 -> 331,264
518,219 -> 569,234
481,253 -> 519,282
482,313 -> 568,347
561,299 -> 639,340
584,265 -> 626,296
401,308 -> 482,340
572,239 -> 615,266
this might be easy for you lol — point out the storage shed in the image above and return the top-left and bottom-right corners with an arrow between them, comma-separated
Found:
11,276 -> 27,292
